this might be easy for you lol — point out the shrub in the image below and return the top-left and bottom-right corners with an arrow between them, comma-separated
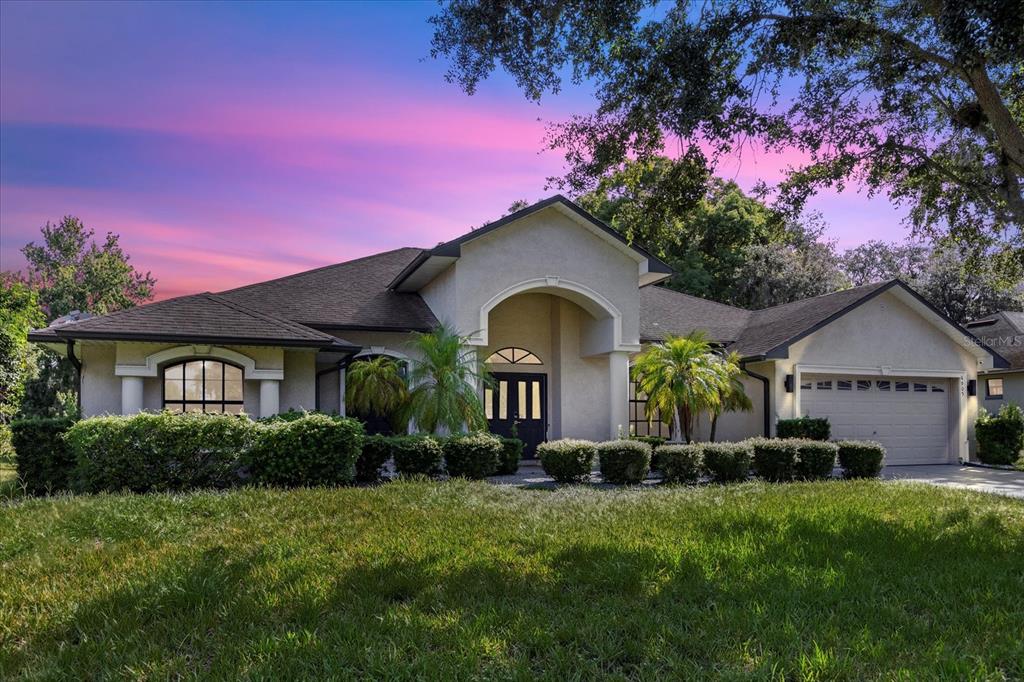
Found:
357,434 -> 392,483
391,435 -> 444,477
248,413 -> 363,487
538,439 -> 596,484
837,440 -> 886,479
776,416 -> 831,441
700,442 -> 752,483
444,432 -> 502,479
597,440 -> 651,485
11,417 -> 76,494
69,412 -> 255,493
793,440 -> 839,480
655,444 -> 702,484
975,404 -> 1024,466
748,437 -> 798,482
496,437 -> 524,475
630,435 -> 666,448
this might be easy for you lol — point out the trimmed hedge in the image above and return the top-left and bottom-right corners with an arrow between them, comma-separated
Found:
777,417 -> 831,441
630,435 -> 666,448
538,439 -> 596,484
69,412 -> 256,493
749,437 -> 798,482
248,413 -> 363,487
657,444 -> 702,484
444,432 -> 502,479
496,437 -> 524,475
975,403 -> 1024,466
358,434 -> 392,483
701,442 -> 752,483
391,435 -> 444,477
11,417 -> 76,494
793,440 -> 839,480
837,440 -> 886,479
597,440 -> 651,485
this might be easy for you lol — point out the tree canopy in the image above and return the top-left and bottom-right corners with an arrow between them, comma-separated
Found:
431,0 -> 1024,276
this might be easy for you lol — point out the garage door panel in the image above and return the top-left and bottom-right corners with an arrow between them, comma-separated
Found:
801,374 -> 949,465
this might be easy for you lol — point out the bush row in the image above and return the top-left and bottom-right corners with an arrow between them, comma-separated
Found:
975,403 -> 1024,466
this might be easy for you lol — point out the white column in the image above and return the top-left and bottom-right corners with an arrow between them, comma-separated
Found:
608,351 -> 630,440
121,376 -> 144,415
259,379 -> 280,418
338,365 -> 346,417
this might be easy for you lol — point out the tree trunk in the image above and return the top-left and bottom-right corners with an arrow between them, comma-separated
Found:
965,65 -> 1024,178
710,413 -> 718,443
670,405 -> 683,443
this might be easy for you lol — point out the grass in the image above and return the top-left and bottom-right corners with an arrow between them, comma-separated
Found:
1,481 -> 1022,680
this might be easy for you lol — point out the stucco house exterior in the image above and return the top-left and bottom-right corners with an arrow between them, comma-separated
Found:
965,311 -> 1024,415
29,196 -> 1008,464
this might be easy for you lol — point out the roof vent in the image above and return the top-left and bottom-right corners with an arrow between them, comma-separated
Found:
49,310 -> 93,327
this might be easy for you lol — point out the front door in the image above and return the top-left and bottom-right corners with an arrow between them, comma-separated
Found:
487,373 -> 547,458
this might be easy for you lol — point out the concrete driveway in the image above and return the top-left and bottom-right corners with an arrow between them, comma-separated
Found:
883,464 -> 1024,499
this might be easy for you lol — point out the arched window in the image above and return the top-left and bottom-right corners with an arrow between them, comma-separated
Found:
163,359 -> 244,414
485,347 -> 542,365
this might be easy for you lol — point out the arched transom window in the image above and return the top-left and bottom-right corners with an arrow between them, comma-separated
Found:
163,359 -> 244,414
485,347 -> 542,365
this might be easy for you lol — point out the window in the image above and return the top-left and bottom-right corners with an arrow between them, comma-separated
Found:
485,347 -> 542,365
837,380 -> 852,391
987,378 -> 1004,399
800,380 -> 813,390
856,380 -> 871,391
895,381 -> 909,392
163,360 -> 244,413
913,383 -> 928,392
876,381 -> 891,391
931,384 -> 945,393
629,380 -> 669,438
816,380 -> 833,390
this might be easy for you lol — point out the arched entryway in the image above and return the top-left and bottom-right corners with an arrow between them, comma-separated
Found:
484,347 -> 547,457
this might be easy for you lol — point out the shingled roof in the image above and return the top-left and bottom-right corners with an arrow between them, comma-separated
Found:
966,310 -> 1024,370
639,286 -> 750,344
28,292 -> 356,349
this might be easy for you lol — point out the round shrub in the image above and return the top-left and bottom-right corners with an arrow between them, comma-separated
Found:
496,437 -> 524,475
700,442 -> 752,483
975,404 -> 1024,465
391,435 -> 444,477
597,440 -> 651,485
748,437 -> 798,482
793,440 -> 839,480
837,440 -> 886,479
655,443 -> 702,484
444,432 -> 502,479
249,413 -> 363,487
10,417 -> 76,494
776,417 -> 831,441
357,434 -> 392,483
538,439 -> 596,484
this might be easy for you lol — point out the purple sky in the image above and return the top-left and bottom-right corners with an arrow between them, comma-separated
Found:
0,1 -> 911,300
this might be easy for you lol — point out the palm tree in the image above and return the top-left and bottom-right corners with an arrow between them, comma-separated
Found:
345,356 -> 408,424
631,331 -> 726,443
404,323 -> 489,435
709,351 -> 753,442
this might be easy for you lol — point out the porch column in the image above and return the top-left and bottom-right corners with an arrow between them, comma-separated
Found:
338,365 -> 346,417
259,379 -> 280,418
609,351 -> 630,440
120,376 -> 143,415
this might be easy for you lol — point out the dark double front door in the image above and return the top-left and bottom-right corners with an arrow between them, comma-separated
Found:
486,372 -> 547,458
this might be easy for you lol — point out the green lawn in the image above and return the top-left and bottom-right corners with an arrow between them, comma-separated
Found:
2,481 -> 1022,680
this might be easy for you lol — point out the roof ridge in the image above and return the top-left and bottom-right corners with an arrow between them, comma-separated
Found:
202,293 -> 329,340
748,279 -> 894,314
48,291 -> 207,329
218,247 -> 425,295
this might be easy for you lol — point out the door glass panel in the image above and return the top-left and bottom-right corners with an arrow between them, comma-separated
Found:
518,381 -> 527,419
876,380 -> 891,391
913,382 -> 928,392
837,380 -> 852,391
895,381 -> 909,392
856,380 -> 871,391
485,388 -> 493,419
498,381 -> 507,419
531,381 -> 541,419
816,380 -> 832,390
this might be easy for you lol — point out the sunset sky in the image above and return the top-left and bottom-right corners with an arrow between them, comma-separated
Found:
0,1 -> 910,300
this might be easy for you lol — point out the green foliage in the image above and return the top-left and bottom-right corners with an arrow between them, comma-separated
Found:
975,404 -> 1024,466
597,439 -> 651,485
777,417 -> 831,441
700,442 -> 752,483
837,441 -> 887,479
749,438 -> 798,482
405,324 -> 488,434
0,278 -> 44,424
10,417 -> 76,494
793,441 -> 840,481
346,356 -> 408,424
495,436 -> 524,475
390,435 -> 444,477
443,431 -> 502,479
358,434 -> 392,483
656,443 -> 702,484
248,414 -> 363,487
68,412 -> 256,493
19,349 -> 78,419
538,439 -> 596,484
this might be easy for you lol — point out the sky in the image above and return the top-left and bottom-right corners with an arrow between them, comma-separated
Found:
0,0 -> 911,300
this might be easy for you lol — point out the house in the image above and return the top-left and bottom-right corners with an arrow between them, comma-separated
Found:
965,311 -> 1024,414
29,196 -> 1008,464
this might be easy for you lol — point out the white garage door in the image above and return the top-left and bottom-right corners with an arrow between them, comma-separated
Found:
800,375 -> 950,465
